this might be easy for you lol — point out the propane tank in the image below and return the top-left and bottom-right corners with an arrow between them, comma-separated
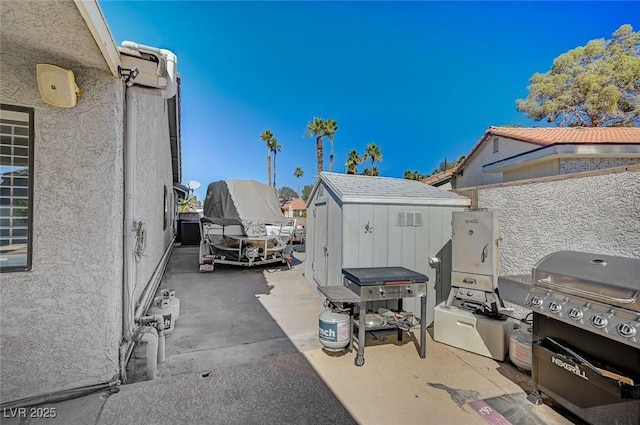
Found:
509,325 -> 532,372
319,309 -> 351,351
148,297 -> 175,335
161,288 -> 180,321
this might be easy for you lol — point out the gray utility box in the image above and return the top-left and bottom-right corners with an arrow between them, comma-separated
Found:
451,210 -> 499,293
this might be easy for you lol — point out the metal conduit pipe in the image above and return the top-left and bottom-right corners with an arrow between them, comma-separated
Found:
134,240 -> 174,321
135,327 -> 158,381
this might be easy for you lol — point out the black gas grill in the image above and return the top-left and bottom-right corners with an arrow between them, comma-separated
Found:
498,251 -> 640,425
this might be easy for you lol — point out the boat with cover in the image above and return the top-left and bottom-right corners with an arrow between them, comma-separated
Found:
198,180 -> 293,271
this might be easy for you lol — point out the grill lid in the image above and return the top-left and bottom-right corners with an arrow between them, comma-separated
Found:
532,251 -> 640,311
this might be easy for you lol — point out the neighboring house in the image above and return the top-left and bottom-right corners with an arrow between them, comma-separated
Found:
1,0 -> 182,405
421,168 -> 456,190
281,198 -> 307,219
454,126 -> 640,189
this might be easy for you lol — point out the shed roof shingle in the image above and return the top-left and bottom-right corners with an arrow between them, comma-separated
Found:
316,172 -> 469,206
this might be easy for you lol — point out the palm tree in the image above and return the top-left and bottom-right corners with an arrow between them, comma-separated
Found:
403,170 -> 419,180
271,139 -> 281,188
260,129 -> 275,186
345,149 -> 362,174
325,118 -> 338,172
361,166 -> 379,176
293,167 -> 304,197
304,117 -> 326,175
363,143 -> 382,176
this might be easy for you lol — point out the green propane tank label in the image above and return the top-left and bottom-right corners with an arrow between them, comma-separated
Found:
319,319 -> 349,342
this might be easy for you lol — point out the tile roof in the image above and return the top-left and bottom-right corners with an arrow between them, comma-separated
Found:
488,126 -> 640,145
421,168 -> 456,185
454,126 -> 640,175
282,198 -> 306,210
316,172 -> 469,205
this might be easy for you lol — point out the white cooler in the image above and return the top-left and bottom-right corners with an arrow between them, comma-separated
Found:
434,302 -> 515,361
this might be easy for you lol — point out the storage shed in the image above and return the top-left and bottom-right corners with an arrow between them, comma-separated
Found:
305,172 -> 471,325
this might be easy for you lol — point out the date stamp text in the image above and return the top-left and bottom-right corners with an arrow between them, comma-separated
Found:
3,407 -> 57,419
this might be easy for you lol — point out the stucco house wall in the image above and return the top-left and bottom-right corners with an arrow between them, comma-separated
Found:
474,167 -> 640,276
455,136 -> 537,188
0,49 -> 125,401
131,89 -> 176,303
0,1 -> 180,404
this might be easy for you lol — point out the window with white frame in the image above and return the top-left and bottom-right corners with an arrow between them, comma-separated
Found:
0,105 -> 34,272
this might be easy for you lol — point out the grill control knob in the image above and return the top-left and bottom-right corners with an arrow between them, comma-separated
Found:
405,287 -> 413,295
617,323 -> 637,339
548,301 -> 562,314
378,288 -> 386,297
568,308 -> 583,320
590,315 -> 607,329
529,296 -> 543,307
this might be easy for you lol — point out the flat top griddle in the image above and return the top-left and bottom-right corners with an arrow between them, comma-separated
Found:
342,267 -> 428,286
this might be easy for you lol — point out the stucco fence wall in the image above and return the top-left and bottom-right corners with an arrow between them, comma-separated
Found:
458,165 -> 640,279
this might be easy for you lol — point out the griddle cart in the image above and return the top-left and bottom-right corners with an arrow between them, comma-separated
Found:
319,267 -> 428,366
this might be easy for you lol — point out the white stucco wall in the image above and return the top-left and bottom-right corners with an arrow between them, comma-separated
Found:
1,50 -> 124,402
129,89 -> 176,304
475,168 -> 640,276
456,137 -> 538,188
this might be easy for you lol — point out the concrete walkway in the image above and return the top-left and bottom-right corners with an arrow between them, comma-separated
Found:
2,245 -> 575,425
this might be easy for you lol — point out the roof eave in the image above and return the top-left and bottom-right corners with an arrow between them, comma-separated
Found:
74,0 -> 121,77
483,143 -> 640,173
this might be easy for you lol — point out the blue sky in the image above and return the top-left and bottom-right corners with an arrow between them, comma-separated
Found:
99,1 -> 639,201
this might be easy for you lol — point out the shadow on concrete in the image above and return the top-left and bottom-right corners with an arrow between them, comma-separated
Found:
120,245 -> 356,425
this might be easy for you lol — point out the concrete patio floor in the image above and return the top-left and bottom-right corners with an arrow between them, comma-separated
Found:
256,247 -> 575,425
3,244 -> 580,425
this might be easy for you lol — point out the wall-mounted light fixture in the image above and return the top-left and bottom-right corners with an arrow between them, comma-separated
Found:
36,64 -> 81,108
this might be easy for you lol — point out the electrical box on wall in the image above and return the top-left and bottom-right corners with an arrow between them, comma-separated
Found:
36,64 -> 81,108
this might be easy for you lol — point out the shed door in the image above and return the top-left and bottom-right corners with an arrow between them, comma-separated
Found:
312,201 -> 328,286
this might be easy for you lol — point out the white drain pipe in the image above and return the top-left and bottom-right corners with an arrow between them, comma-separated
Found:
119,83 -> 138,384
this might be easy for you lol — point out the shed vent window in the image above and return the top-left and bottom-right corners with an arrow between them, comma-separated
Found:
493,137 -> 499,153
397,212 -> 406,226
406,213 -> 414,226
397,212 -> 422,227
0,105 -> 34,272
414,213 -> 423,227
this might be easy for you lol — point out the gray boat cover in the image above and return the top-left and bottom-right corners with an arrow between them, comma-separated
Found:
203,180 -> 289,237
